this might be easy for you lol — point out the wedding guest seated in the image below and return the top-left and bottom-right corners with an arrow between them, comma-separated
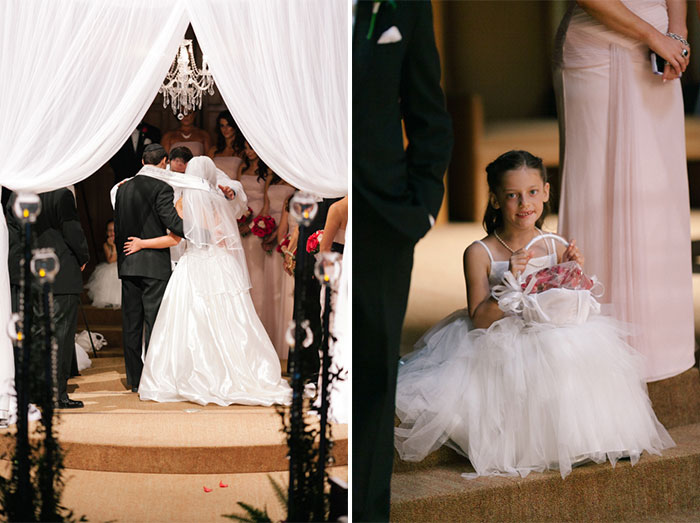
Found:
85,219 -> 121,308
162,111 -> 211,156
208,110 -> 246,178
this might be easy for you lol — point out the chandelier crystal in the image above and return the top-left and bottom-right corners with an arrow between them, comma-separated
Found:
159,39 -> 215,120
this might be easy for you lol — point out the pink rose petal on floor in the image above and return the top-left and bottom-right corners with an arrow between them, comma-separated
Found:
203,486 -> 213,493
219,481 -> 228,488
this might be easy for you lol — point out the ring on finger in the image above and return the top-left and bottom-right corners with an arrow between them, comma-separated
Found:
682,48 -> 689,58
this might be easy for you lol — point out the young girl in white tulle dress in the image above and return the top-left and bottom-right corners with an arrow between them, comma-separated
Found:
85,219 -> 121,308
394,150 -> 674,479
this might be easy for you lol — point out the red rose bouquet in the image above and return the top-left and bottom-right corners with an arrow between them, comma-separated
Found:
237,206 -> 253,225
521,261 -> 595,293
277,233 -> 291,259
306,229 -> 324,254
251,215 -> 276,238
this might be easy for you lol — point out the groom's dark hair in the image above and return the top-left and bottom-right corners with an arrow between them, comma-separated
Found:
142,144 -> 168,165
169,146 -> 193,164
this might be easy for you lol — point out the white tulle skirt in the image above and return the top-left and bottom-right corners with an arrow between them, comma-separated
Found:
85,262 -> 121,308
395,310 -> 675,479
139,245 -> 291,407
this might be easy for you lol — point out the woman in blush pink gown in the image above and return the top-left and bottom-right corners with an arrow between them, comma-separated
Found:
208,110 -> 245,179
236,141 -> 267,316
162,111 -> 212,157
554,0 -> 694,381
261,182 -> 295,359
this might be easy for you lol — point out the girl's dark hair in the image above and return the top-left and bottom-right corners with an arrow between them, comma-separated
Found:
106,219 -> 114,230
215,110 -> 245,156
482,150 -> 548,235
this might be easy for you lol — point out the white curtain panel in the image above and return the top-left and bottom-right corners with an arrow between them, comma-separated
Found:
0,0 -> 188,404
187,0 -> 348,198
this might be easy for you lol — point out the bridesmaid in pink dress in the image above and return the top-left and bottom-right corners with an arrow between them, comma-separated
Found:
261,176 -> 295,359
162,111 -> 212,157
236,141 -> 267,317
208,110 -> 245,178
554,0 -> 694,381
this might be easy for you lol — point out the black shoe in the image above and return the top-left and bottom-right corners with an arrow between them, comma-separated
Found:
131,387 -> 138,393
58,398 -> 84,409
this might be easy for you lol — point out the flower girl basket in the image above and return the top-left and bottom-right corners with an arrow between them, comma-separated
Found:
491,234 -> 604,326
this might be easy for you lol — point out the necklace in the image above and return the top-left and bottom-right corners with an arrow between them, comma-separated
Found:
179,130 -> 193,139
494,228 -> 542,254
493,231 -> 515,253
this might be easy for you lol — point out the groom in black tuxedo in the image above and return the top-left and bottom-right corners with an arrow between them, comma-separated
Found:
353,1 -> 453,520
114,144 -> 184,392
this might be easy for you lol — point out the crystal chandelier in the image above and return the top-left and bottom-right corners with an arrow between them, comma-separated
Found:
159,39 -> 215,120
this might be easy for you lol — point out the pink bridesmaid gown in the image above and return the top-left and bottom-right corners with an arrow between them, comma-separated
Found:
212,155 -> 243,180
554,0 -> 694,381
239,174 -> 266,317
262,183 -> 296,360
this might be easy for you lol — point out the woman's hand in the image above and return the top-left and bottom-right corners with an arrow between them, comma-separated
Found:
283,252 -> 296,276
509,248 -> 532,278
124,237 -> 143,255
562,239 -> 584,266
239,223 -> 251,235
649,31 -> 689,79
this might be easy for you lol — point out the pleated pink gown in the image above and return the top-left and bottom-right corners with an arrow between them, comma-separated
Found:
262,183 -> 296,359
555,0 -> 694,381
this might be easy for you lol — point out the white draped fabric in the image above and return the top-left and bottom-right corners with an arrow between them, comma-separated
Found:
188,0 -> 348,197
0,0 -> 348,420
0,0 -> 189,419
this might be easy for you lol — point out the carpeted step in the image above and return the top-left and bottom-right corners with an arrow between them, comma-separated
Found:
77,304 -> 122,326
390,423 -> 700,522
647,367 -> 700,429
33,463 -> 347,522
1,398 -> 348,475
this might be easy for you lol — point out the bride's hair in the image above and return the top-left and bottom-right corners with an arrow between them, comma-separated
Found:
482,150 -> 548,235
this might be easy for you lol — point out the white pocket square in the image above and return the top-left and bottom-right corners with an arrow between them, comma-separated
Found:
377,26 -> 402,44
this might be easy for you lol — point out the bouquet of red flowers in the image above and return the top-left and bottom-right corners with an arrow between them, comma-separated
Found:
521,261 -> 595,293
251,215 -> 276,238
306,229 -> 324,254
277,233 -> 291,259
237,206 -> 253,226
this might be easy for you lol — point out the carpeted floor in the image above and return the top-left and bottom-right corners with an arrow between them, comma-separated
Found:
1,336 -> 347,521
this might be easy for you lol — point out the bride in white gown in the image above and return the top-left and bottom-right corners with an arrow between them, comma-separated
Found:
125,156 -> 291,407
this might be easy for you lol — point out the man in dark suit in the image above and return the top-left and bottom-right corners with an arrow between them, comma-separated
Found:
109,122 -> 161,184
353,1 -> 453,520
7,188 -> 90,409
114,144 -> 184,392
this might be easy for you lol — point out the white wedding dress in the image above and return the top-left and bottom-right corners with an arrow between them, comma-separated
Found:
138,157 -> 291,407
395,239 -> 674,478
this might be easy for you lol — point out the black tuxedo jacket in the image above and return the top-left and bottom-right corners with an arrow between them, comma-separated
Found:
109,122 -> 161,183
353,0 -> 452,241
7,189 -> 89,295
114,175 -> 184,281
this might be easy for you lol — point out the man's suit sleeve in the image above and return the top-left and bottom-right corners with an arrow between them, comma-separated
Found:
58,190 -> 89,266
155,183 -> 184,237
400,1 -> 453,219
5,195 -> 22,285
